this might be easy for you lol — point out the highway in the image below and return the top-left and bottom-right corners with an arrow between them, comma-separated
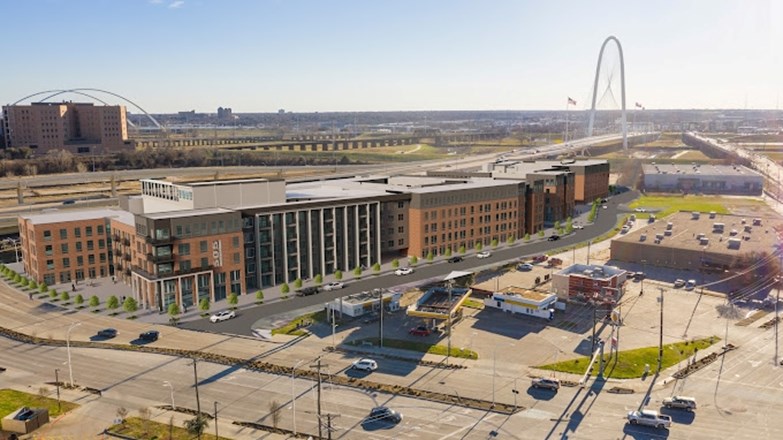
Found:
182,189 -> 639,335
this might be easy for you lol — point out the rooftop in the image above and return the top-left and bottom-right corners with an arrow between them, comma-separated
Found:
21,208 -> 132,225
342,290 -> 397,305
142,207 -> 235,220
557,264 -> 625,279
642,163 -> 762,177
497,286 -> 554,302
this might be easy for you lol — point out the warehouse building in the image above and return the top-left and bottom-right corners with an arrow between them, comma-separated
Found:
642,163 -> 763,195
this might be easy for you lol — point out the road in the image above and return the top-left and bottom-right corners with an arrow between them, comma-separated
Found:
182,189 -> 639,335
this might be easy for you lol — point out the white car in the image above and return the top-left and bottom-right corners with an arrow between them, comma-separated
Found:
351,358 -> 378,372
685,279 -> 697,290
572,223 -> 584,230
395,267 -> 414,276
210,310 -> 236,323
323,282 -> 344,291
476,251 -> 492,259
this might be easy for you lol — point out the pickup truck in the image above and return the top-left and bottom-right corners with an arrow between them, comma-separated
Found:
627,410 -> 671,429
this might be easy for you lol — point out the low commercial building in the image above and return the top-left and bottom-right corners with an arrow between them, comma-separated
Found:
325,290 -> 401,317
610,211 -> 782,271
642,163 -> 763,195
407,286 -> 472,321
551,264 -> 626,305
483,286 -> 557,319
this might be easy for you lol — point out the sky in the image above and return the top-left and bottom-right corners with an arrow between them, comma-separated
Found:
1,0 -> 782,113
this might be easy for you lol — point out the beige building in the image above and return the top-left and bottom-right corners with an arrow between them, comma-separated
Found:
2,102 -> 130,154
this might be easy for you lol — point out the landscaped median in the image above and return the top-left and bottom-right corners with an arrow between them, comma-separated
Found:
107,416 -> 231,440
348,337 -> 478,360
536,337 -> 719,379
0,388 -> 78,420
271,310 -> 327,336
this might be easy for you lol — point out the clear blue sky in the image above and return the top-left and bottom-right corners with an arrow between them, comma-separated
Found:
2,0 -> 781,113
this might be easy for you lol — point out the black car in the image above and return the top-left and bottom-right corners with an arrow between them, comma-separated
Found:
296,286 -> 320,296
367,406 -> 402,424
447,256 -> 463,263
97,328 -> 118,338
547,235 -> 560,241
139,330 -> 159,342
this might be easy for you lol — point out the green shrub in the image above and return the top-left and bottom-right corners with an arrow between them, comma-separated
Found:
74,294 -> 84,306
391,259 -> 400,269
199,298 -> 210,312
334,270 -> 343,280
426,251 -> 434,262
293,278 -> 303,289
409,255 -> 418,266
314,274 -> 323,284
60,291 -> 70,302
255,290 -> 264,303
524,233 -> 531,241
281,283 -> 290,294
372,262 -> 381,272
227,292 -> 238,308
475,241 -> 483,251
459,245 -> 466,254
353,266 -> 363,278
107,295 -> 119,311
491,238 -> 499,248
445,248 -> 452,257
89,295 -> 100,309
123,297 -> 138,315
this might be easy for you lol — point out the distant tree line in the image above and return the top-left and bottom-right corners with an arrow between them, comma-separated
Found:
0,148 -> 354,177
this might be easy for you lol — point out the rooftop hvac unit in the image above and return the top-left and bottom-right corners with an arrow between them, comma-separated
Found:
727,238 -> 741,249
664,230 -> 672,236
700,237 -> 709,245
730,229 -> 738,236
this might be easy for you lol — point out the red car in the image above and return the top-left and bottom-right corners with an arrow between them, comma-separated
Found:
409,326 -> 432,336
532,255 -> 548,263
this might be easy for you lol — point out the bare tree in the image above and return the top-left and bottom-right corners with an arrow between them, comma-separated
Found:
138,407 -> 152,435
116,406 -> 129,424
269,399 -> 282,429
37,386 -> 49,403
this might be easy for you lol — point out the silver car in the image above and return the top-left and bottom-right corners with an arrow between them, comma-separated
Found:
531,377 -> 560,390
663,396 -> 697,410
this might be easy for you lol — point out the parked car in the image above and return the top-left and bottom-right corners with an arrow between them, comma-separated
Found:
97,328 -> 118,338
351,358 -> 378,372
517,263 -> 534,271
620,226 -> 630,234
323,282 -> 345,291
547,257 -> 563,267
448,256 -> 464,263
476,251 -> 492,259
532,255 -> 548,263
632,272 -> 645,281
367,406 -> 402,424
210,310 -> 236,323
572,223 -> 584,230
409,326 -> 431,336
295,286 -> 320,296
547,235 -> 560,241
635,207 -> 647,212
62,199 -> 76,205
531,377 -> 560,390
139,330 -> 159,342
673,279 -> 686,288
626,410 -> 672,429
662,396 -> 697,410
395,267 -> 414,276
685,279 -> 697,291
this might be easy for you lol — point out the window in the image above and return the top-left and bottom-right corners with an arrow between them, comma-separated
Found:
59,229 -> 68,239
75,242 -> 82,251
99,253 -> 106,263
398,214 -> 404,221
74,227 -> 81,238
387,240 -> 394,247
397,201 -> 404,208
200,240 -> 208,253
43,230 -> 52,241
98,239 -> 105,249
88,254 -> 95,265
180,260 -> 192,272
201,257 -> 209,269
398,226 -> 404,233
85,226 -> 93,237
46,259 -> 54,270
62,257 -> 70,268
233,252 -> 240,264
232,237 -> 240,248
61,243 -> 69,253
97,225 -> 104,235
398,238 -> 404,245
87,240 -> 94,251
45,245 -> 53,256
178,243 -> 191,256
77,256 -> 84,266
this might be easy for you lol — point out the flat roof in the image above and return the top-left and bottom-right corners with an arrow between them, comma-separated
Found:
142,207 -> 235,220
557,264 -> 625,279
642,163 -> 761,177
613,211 -> 782,254
21,208 -> 131,225
185,178 -> 273,187
498,286 -> 554,302
342,290 -> 397,305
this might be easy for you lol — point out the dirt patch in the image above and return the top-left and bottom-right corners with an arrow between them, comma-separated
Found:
672,344 -> 738,379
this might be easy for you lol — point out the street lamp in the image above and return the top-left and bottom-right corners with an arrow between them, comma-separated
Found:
291,359 -> 305,436
640,260 -> 646,296
163,381 -> 175,409
66,322 -> 82,387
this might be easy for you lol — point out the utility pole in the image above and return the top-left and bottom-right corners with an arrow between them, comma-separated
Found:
657,288 -> 665,373
586,240 -> 591,265
214,401 -> 218,439
378,289 -> 384,348
325,413 -> 340,440
310,357 -> 329,439
192,359 -> 202,440
776,279 -> 780,366
447,280 -> 453,365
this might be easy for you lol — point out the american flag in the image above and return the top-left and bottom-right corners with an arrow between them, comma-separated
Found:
567,97 -> 577,105
635,102 -> 643,108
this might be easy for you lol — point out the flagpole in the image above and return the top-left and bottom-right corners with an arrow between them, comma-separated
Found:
565,99 -> 570,143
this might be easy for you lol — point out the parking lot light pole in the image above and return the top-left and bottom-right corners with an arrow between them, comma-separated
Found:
163,381 -> 175,409
292,359 -> 305,436
640,260 -> 646,296
66,322 -> 81,387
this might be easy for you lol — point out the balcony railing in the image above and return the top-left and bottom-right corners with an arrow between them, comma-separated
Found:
145,235 -> 175,245
146,253 -> 174,263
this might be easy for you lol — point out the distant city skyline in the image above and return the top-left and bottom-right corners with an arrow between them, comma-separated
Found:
2,0 -> 781,113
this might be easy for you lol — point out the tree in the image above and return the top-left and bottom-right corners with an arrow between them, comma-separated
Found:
314,273 -> 323,284
123,297 -> 138,316
39,282 -> 47,293
255,290 -> 264,304
507,235 -> 515,245
554,220 -> 561,230
334,270 -> 343,281
29,280 -> 38,290
49,289 -> 58,300
199,298 -> 210,313
459,245 -> 466,254
89,295 -> 100,309
538,230 -> 545,237
524,233 -> 531,241
391,259 -> 400,269
280,283 -> 290,294
183,414 -> 209,437
116,407 -> 129,424
138,407 -> 152,436
426,251 -> 434,262
353,266 -> 363,278
476,241 -> 483,251
74,294 -> 84,307
491,238 -> 499,248
227,292 -> 239,309
294,278 -> 303,289
107,295 -> 120,312
168,302 -> 180,318
60,291 -> 70,302
445,248 -> 452,257
372,262 -> 381,273
269,400 -> 282,429
409,255 -> 418,266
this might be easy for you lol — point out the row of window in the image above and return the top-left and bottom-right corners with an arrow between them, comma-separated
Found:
44,240 -> 106,255
422,203 -> 517,221
42,225 -> 106,241
42,267 -> 109,285
45,253 -> 108,269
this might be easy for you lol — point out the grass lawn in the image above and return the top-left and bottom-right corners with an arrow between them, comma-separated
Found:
271,310 -> 327,336
350,337 -> 478,360
537,337 -> 719,379
108,416 -> 231,440
0,389 -> 78,419
463,299 -> 485,310
629,195 -> 730,218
